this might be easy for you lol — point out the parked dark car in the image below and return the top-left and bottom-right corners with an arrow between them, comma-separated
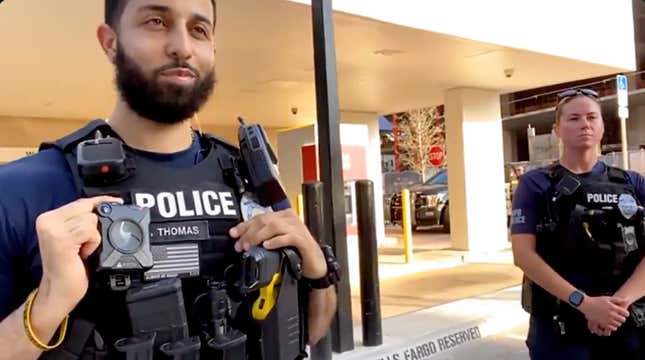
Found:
382,171 -> 422,224
390,169 -> 449,232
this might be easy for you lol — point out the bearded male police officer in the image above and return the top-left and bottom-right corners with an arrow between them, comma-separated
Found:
0,0 -> 337,359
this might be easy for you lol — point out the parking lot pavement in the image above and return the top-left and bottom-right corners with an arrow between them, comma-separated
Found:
383,225 -> 452,250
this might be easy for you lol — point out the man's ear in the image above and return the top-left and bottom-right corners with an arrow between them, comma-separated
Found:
97,24 -> 118,64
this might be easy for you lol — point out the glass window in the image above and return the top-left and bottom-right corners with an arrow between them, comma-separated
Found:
426,170 -> 447,185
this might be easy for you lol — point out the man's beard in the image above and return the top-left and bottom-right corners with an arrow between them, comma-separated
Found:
114,43 -> 216,125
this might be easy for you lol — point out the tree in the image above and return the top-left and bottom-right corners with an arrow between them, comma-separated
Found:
395,106 -> 445,181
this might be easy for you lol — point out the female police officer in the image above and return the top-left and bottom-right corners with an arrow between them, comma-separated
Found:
512,88 -> 645,359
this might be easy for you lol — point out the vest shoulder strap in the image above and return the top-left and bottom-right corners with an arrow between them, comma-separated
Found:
606,164 -> 629,184
38,120 -> 118,196
544,163 -> 571,197
199,132 -> 245,194
539,162 -> 573,231
199,132 -> 240,155
38,119 -> 117,153
545,162 -> 567,182
545,162 -> 628,185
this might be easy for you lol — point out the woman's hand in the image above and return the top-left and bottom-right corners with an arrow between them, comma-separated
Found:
579,296 -> 629,332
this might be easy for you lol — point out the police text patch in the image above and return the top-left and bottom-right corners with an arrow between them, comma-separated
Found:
132,189 -> 239,220
511,209 -> 526,225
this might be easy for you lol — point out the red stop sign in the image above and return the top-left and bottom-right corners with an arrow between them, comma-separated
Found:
429,145 -> 444,166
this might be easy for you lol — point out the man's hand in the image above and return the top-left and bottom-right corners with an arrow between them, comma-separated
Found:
229,209 -> 337,344
36,196 -> 123,314
579,295 -> 630,332
229,209 -> 327,279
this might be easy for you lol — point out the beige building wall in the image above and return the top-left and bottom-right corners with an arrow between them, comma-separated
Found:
276,125 -> 316,208
0,116 -> 87,147
0,116 -> 279,160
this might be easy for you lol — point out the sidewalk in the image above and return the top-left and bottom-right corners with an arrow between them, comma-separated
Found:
442,320 -> 528,360
337,227 -> 527,359
338,286 -> 529,360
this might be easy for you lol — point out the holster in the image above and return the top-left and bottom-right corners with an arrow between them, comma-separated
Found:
629,300 -> 645,328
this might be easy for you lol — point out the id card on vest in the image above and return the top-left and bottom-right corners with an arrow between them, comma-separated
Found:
240,192 -> 273,221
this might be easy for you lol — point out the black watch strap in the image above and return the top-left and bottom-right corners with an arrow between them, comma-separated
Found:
306,245 -> 341,289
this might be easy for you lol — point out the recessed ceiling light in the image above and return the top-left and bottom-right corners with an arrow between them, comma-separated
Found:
261,80 -> 303,89
373,49 -> 404,56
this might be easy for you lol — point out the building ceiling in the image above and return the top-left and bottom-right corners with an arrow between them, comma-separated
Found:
0,0 -> 631,128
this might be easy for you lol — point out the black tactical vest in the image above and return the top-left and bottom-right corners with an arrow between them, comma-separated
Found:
37,120 -> 267,359
523,163 -> 645,321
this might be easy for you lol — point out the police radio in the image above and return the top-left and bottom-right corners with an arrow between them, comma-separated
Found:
96,202 -> 154,275
237,117 -> 290,211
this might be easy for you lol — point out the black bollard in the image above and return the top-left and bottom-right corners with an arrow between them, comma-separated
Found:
355,180 -> 383,346
302,182 -> 333,360
303,182 -> 325,244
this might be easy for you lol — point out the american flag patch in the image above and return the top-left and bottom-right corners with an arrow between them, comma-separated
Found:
144,243 -> 200,280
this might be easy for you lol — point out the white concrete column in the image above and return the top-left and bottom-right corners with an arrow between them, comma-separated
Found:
340,111 -> 386,246
444,88 -> 508,252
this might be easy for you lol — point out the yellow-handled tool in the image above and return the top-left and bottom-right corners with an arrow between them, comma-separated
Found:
252,272 -> 282,320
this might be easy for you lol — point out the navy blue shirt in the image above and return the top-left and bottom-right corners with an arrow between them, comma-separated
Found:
0,138 -> 203,320
510,161 -> 645,235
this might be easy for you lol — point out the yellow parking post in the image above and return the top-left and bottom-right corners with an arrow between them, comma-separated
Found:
401,189 -> 414,263
296,193 -> 304,222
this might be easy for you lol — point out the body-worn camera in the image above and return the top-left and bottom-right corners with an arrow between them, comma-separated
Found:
96,202 -> 153,272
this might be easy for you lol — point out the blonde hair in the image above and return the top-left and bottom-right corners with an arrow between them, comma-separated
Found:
554,94 -> 601,125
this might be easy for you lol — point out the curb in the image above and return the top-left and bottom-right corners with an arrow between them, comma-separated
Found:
333,286 -> 527,360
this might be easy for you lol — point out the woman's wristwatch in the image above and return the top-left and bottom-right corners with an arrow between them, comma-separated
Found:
305,245 -> 341,289
568,289 -> 585,308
